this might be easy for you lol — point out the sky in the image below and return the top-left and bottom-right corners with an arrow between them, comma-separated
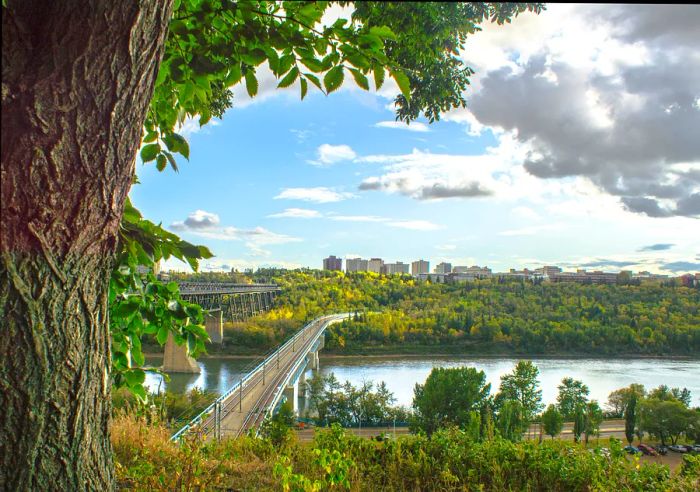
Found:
130,4 -> 700,275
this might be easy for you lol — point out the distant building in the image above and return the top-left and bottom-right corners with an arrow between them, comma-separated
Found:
411,259 -> 429,276
346,257 -> 368,273
417,273 -> 449,283
550,270 -> 618,284
434,262 -> 452,274
534,265 -> 562,278
323,255 -> 342,271
383,262 -> 409,274
679,273 -> 699,287
452,265 -> 492,279
368,258 -> 384,274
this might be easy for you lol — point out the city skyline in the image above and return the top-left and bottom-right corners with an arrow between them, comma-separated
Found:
131,4 -> 700,275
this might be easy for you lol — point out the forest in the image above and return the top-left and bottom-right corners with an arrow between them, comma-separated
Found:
172,269 -> 700,356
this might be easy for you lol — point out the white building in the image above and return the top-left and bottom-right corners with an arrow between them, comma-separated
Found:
368,258 -> 384,274
434,262 -> 452,274
384,262 -> 409,274
452,265 -> 492,278
346,257 -> 368,273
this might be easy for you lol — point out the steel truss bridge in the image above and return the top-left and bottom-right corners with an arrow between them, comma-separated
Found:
178,282 -> 281,321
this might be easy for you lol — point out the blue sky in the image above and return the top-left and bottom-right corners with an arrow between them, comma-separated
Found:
131,4 -> 700,274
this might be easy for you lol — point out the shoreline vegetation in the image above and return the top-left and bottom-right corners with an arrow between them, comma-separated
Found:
144,350 -> 700,360
162,270 -> 700,360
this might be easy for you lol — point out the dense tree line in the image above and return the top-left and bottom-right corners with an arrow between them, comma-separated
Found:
210,269 -> 700,356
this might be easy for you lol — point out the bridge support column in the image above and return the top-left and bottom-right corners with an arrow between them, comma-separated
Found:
309,351 -> 320,371
163,333 -> 200,373
298,370 -> 307,397
205,309 -> 223,344
283,382 -> 299,414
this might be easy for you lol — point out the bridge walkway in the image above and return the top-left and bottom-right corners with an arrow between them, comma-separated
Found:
171,313 -> 348,441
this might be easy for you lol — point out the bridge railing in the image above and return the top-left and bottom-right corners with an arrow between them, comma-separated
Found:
178,282 -> 281,294
170,314 -> 342,442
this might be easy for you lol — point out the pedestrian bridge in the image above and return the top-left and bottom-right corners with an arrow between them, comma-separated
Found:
171,313 -> 350,442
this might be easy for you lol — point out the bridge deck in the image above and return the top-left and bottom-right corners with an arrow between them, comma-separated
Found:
171,314 -> 348,441
178,282 -> 281,296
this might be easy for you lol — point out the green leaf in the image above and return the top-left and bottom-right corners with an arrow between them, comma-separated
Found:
304,73 -> 323,92
277,67 -> 299,88
369,25 -> 397,41
300,77 -> 308,100
156,326 -> 169,346
143,131 -> 158,143
225,65 -> 242,86
245,70 -> 258,97
349,69 -> 369,91
324,66 -> 344,94
373,67 -> 385,91
300,58 -> 324,73
391,69 -> 411,100
164,151 -> 179,172
124,369 -> 146,387
156,154 -> 167,172
140,143 -> 160,163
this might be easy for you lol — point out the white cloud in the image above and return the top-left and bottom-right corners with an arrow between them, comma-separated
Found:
266,208 -> 444,230
511,206 -> 541,221
170,211 -> 300,257
171,210 -> 220,230
499,223 -> 565,236
374,121 -> 430,132
455,4 -> 700,218
309,144 -> 357,166
436,244 -> 457,251
328,215 -> 387,223
390,220 -> 443,231
274,187 -> 355,203
268,208 -> 322,219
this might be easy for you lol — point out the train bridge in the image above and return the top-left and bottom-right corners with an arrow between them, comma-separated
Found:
171,313 -> 350,442
162,282 -> 281,373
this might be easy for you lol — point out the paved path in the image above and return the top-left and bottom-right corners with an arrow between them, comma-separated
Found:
194,314 -> 348,439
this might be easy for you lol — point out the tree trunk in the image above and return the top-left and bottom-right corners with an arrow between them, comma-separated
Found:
1,1 -> 172,489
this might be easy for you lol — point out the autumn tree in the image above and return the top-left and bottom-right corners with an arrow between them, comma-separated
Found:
1,1 -> 541,488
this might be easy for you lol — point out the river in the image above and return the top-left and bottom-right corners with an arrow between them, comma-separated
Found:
144,355 -> 700,407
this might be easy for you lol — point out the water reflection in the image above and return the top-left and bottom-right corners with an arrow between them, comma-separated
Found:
144,355 -> 700,407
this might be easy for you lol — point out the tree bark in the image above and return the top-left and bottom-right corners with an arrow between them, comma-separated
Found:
1,1 -> 172,489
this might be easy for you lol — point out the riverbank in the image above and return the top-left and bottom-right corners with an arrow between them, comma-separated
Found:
143,347 -> 700,361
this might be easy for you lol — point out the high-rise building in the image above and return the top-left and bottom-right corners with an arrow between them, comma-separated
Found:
383,262 -> 409,274
434,262 -> 452,274
368,258 -> 384,274
346,257 -> 369,273
411,259 -> 429,276
323,255 -> 342,271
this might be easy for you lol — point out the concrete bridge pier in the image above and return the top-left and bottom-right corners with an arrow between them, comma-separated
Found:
163,333 -> 200,373
205,309 -> 223,344
309,351 -> 320,371
283,382 -> 299,414
298,370 -> 307,397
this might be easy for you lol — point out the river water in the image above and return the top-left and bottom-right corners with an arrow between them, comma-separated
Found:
144,355 -> 700,407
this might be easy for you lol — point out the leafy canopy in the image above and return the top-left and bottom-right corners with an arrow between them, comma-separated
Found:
412,366 -> 491,436
141,1 -> 543,169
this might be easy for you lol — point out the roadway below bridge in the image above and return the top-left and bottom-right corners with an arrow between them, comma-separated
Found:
173,313 -> 350,441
